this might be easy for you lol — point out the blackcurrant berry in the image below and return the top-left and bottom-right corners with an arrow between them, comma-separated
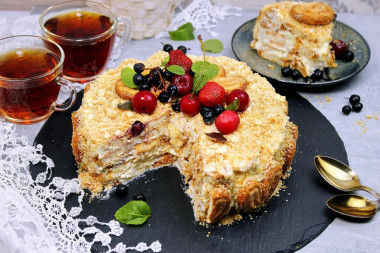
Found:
133,63 -> 145,73
343,50 -> 354,62
200,106 -> 212,117
342,105 -> 352,115
171,100 -> 181,112
133,73 -> 145,85
133,193 -> 146,202
163,44 -> 173,53
213,105 -> 225,116
139,83 -> 151,91
352,102 -> 363,112
163,70 -> 174,82
158,91 -> 170,103
131,121 -> 144,136
202,111 -> 215,125
290,69 -> 300,80
116,184 -> 128,197
167,84 -> 178,96
349,94 -> 360,104
281,67 -> 291,77
177,45 -> 187,54
311,69 -> 323,82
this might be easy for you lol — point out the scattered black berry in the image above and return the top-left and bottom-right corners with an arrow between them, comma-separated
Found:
171,100 -> 181,112
116,184 -> 128,197
133,63 -> 145,73
163,70 -> 174,82
213,105 -> 225,116
167,84 -> 178,96
200,106 -> 212,117
133,73 -> 145,85
177,45 -> 187,54
342,105 -> 351,115
133,193 -> 146,202
139,83 -> 151,91
311,69 -> 323,82
163,44 -> 173,53
158,91 -> 170,103
202,111 -> 215,125
352,102 -> 363,112
151,68 -> 163,79
281,67 -> 291,77
349,94 -> 360,104
290,69 -> 300,80
131,121 -> 144,136
343,50 -> 354,62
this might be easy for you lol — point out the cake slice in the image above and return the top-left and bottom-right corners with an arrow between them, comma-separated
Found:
72,51 -> 298,224
250,1 -> 337,77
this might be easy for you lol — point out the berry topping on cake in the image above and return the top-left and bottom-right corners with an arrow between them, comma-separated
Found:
171,73 -> 193,96
132,91 -> 157,114
180,94 -> 201,116
215,110 -> 240,135
131,120 -> 144,136
198,82 -> 226,107
226,89 -> 250,112
167,49 -> 193,73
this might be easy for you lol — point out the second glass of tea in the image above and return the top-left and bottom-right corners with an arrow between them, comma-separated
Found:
39,0 -> 131,83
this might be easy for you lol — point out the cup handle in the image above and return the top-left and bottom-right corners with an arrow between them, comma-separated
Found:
54,77 -> 77,112
114,17 -> 132,50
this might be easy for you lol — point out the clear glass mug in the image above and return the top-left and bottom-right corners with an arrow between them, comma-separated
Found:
39,0 -> 131,83
0,35 -> 77,125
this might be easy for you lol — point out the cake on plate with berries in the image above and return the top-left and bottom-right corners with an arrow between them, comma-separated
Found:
250,1 -> 337,77
72,49 -> 298,224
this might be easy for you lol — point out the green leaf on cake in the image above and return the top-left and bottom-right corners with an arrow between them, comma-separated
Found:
161,56 -> 170,66
226,98 -> 240,112
167,65 -> 185,75
192,61 -> 219,93
117,101 -> 133,111
115,200 -> 151,225
121,67 -> 138,89
169,22 -> 195,41
203,39 -> 224,53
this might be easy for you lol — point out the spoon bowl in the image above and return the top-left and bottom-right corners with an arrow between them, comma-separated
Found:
327,194 -> 379,218
314,156 -> 380,199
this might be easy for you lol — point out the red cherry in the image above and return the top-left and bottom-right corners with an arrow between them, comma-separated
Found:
330,40 -> 347,59
171,73 -> 193,96
198,82 -> 226,107
132,90 -> 157,114
180,94 -> 201,116
226,89 -> 250,112
215,110 -> 240,135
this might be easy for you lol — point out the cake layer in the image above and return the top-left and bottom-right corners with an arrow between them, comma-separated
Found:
72,51 -> 298,224
250,1 -> 337,77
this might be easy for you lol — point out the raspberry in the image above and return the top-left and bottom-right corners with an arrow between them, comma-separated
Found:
167,49 -> 193,73
198,82 -> 226,107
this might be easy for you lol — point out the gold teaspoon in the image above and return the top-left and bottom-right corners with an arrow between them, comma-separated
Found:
327,194 -> 379,218
314,156 -> 380,199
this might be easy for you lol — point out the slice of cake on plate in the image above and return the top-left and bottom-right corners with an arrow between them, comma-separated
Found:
251,1 -> 337,77
72,51 -> 298,224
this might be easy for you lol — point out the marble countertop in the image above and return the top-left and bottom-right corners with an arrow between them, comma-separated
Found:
1,8 -> 379,253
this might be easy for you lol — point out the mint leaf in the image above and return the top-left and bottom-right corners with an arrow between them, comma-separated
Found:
226,99 -> 240,111
169,22 -> 195,41
161,56 -> 170,66
203,62 -> 219,77
117,101 -> 133,111
167,65 -> 185,75
203,39 -> 224,53
121,67 -> 138,89
191,61 -> 219,93
115,200 -> 151,225
193,73 -> 213,93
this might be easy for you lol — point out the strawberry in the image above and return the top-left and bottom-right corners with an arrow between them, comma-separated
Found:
198,82 -> 226,107
167,49 -> 193,73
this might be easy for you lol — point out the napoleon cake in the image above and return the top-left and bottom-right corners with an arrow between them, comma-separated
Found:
251,1 -> 337,77
72,50 -> 298,224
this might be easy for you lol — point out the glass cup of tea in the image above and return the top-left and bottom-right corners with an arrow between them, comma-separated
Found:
0,35 -> 77,125
39,0 -> 131,83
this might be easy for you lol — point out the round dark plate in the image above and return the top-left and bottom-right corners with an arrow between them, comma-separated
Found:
31,90 -> 347,252
231,18 -> 371,88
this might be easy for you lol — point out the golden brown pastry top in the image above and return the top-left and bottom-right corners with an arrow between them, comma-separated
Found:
290,1 -> 335,26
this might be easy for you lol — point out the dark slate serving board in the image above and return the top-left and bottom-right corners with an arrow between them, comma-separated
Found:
31,90 -> 347,252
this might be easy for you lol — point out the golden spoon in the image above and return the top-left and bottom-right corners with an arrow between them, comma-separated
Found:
314,156 -> 380,199
327,194 -> 379,218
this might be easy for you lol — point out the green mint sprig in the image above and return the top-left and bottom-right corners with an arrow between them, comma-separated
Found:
226,99 -> 240,111
115,200 -> 151,225
192,35 -> 219,93
169,22 -> 195,41
203,39 -> 224,53
167,65 -> 185,75
121,67 -> 138,89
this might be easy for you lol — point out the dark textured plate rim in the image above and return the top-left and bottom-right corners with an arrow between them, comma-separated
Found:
231,18 -> 371,88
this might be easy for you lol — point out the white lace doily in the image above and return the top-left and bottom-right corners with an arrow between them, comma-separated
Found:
0,1 -> 241,252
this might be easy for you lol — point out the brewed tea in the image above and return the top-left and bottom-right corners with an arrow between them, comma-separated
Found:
0,48 -> 61,122
44,11 -> 115,80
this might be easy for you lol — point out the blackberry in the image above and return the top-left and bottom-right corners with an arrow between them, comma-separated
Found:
115,184 -> 128,197
167,84 -> 178,96
133,63 -> 145,73
131,121 -> 144,136
171,100 -> 181,112
158,91 -> 170,103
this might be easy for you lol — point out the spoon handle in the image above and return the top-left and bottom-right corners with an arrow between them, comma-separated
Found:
361,186 -> 380,199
